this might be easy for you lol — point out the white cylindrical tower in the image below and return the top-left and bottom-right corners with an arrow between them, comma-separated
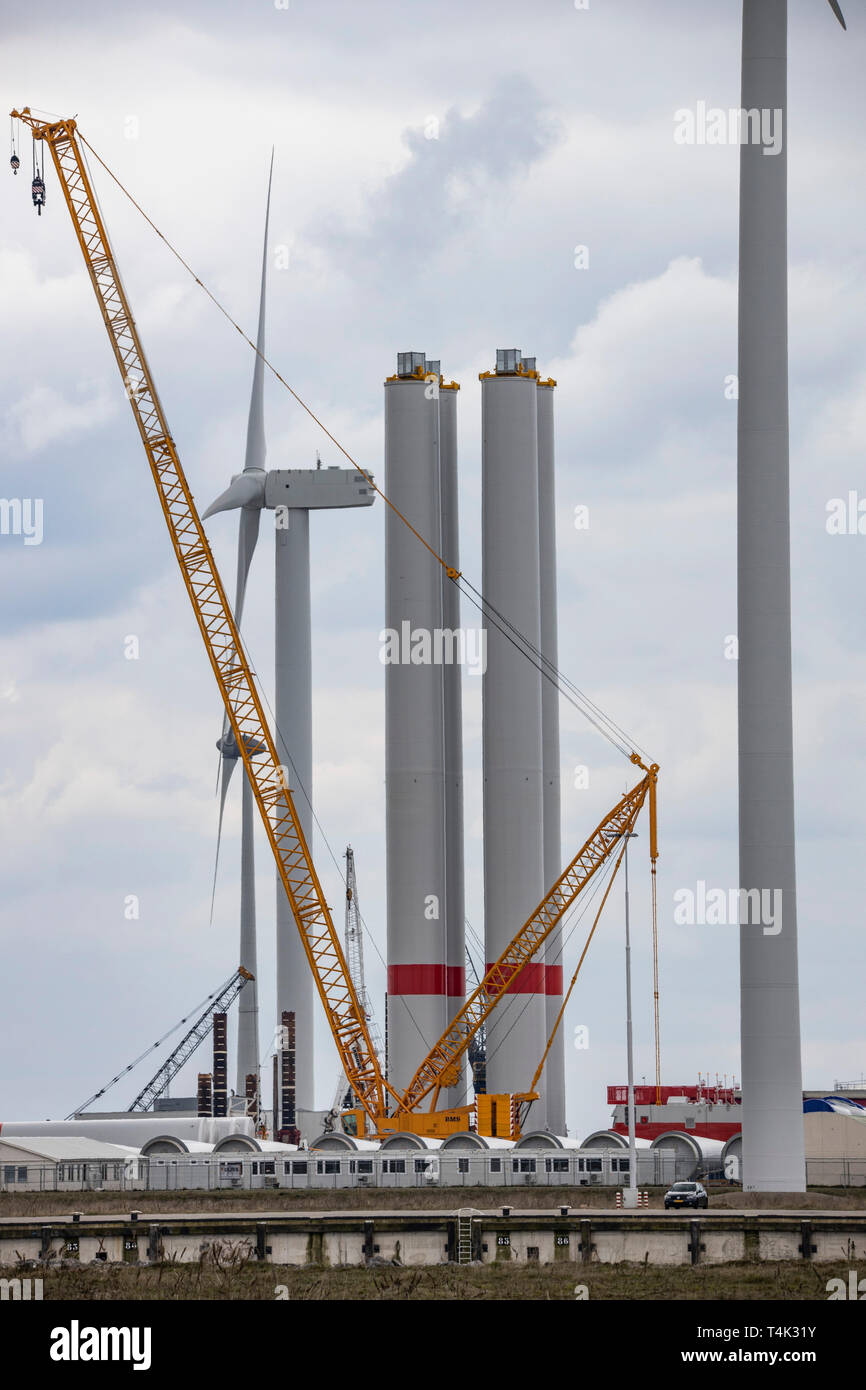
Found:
481,349 -> 547,1130
384,352 -> 449,1096
438,379 -> 467,1075
737,0 -> 805,1191
275,509 -> 316,1111
235,770 -> 260,1094
537,376 -> 565,1134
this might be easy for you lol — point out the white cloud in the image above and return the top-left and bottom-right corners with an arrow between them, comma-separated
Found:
3,381 -> 118,455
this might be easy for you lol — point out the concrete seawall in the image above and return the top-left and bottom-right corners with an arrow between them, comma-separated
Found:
2,1209 -> 864,1269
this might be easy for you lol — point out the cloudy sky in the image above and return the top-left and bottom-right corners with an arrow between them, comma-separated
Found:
1,0 -> 864,1140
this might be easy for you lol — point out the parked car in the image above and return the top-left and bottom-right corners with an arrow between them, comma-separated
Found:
664,1180 -> 708,1209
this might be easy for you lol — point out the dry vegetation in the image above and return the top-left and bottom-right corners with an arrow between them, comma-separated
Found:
33,1252 -> 859,1301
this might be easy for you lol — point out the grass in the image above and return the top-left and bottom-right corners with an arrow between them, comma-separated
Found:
33,1253 -> 859,1301
2,1183 -> 865,1218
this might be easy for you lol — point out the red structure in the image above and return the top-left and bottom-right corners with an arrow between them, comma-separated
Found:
608,1078 -> 742,1143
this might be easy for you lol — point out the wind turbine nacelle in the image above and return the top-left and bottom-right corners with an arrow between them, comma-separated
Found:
264,468 -> 375,512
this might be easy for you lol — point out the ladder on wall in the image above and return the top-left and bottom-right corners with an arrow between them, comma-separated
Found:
456,1211 -> 474,1265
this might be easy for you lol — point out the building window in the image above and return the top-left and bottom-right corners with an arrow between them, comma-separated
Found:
544,1157 -> 572,1174
587,1158 -> 602,1173
4,1165 -> 17,1183
251,1163 -> 259,1176
291,1161 -> 308,1175
511,1158 -> 536,1174
457,1158 -> 470,1174
357,1160 -> 373,1175
384,1159 -> 406,1175
526,1246 -> 540,1262
261,1162 -> 275,1176
414,1159 -> 430,1174
489,1158 -> 501,1174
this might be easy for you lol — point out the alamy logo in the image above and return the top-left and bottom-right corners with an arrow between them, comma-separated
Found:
379,622 -> 487,675
674,102 -> 783,157
826,1270 -> 866,1300
826,493 -> 866,534
0,497 -> 43,545
0,1276 -> 43,1300
673,881 -> 782,936
49,1320 -> 152,1371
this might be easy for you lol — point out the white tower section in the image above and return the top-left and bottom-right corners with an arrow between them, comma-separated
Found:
438,379 -> 467,1078
384,353 -> 449,1096
737,0 -> 805,1191
537,377 -> 565,1134
481,349 -> 547,1130
265,467 -> 374,1111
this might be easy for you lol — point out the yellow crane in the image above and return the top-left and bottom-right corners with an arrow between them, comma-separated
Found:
11,108 -> 659,1139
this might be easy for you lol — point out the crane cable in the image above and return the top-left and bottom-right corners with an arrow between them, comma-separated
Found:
77,129 -> 661,1085
72,127 -> 661,1103
75,132 -> 443,1080
77,131 -> 647,765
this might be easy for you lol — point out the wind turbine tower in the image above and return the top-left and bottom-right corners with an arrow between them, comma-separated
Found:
737,0 -> 847,1191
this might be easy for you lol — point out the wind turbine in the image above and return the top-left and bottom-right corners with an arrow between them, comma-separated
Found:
203,165 -> 375,1120
736,0 -> 848,1192
206,153 -> 273,1097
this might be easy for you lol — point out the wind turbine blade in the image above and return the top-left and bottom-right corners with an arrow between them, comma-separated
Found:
210,752 -> 239,922
211,501 -> 261,751
233,504 -> 262,632
827,0 -> 847,28
244,149 -> 274,476
208,152 -> 274,917
202,471 -> 265,520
